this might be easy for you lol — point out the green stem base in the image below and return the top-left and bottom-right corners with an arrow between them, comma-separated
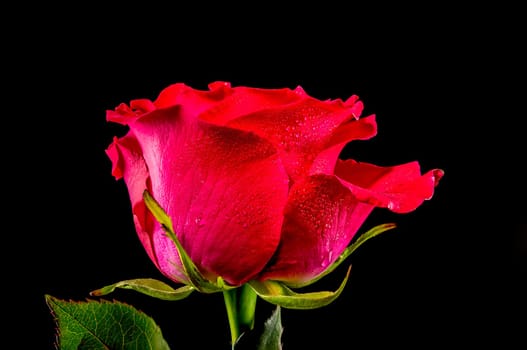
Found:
223,284 -> 258,349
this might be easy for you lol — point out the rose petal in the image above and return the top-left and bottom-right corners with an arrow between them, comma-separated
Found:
105,133 -> 163,278
109,83 -> 371,183
198,85 -> 306,125
259,175 -> 374,284
226,95 -> 363,181
335,159 -> 444,213
128,106 -> 289,286
107,82 -> 234,127
106,103 -> 141,125
310,114 -> 377,175
153,81 -> 232,113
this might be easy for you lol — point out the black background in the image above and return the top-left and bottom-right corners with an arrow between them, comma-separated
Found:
8,5 -> 524,349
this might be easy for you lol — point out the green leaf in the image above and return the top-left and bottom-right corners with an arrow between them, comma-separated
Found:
143,190 -> 235,294
249,265 -> 351,310
45,294 -> 170,350
286,223 -> 396,288
89,278 -> 194,301
257,306 -> 283,350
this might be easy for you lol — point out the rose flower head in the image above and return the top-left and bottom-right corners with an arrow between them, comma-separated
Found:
105,81 -> 443,303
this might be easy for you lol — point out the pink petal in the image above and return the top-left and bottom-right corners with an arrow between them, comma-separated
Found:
108,83 -> 372,184
335,159 -> 444,213
226,95 -> 363,181
259,175 -> 374,284
108,81 -> 305,126
198,85 -> 306,125
106,103 -> 141,125
107,82 -> 234,127
105,133 -> 167,279
309,114 -> 377,175
128,106 -> 289,286
153,81 -> 233,113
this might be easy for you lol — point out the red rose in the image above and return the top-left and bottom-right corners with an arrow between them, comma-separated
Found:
106,81 -> 443,287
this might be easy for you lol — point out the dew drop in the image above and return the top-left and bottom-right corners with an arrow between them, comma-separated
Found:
194,217 -> 205,227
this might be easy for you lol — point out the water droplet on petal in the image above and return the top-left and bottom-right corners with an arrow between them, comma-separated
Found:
194,217 -> 205,227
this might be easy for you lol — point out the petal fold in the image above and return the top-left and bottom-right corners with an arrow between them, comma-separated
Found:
335,159 -> 444,213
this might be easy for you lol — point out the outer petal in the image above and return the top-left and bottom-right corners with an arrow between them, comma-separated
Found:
128,106 -> 290,286
197,84 -> 307,125
259,175 -> 374,284
226,95 -> 365,181
105,133 -> 163,278
258,160 -> 444,284
309,114 -> 377,175
108,81 -> 305,126
334,159 -> 444,213
108,82 -> 372,183
153,81 -> 233,113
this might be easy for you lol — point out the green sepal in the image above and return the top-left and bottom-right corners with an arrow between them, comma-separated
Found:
286,223 -> 396,289
89,278 -> 194,301
248,265 -> 351,310
143,190 -> 236,294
